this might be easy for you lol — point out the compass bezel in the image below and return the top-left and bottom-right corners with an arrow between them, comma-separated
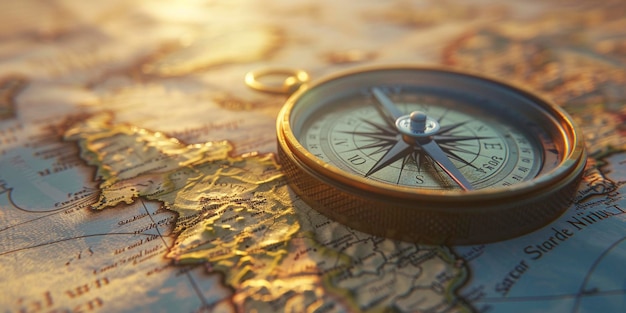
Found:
276,65 -> 586,244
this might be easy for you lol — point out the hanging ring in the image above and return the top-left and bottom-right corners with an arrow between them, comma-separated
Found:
245,68 -> 310,95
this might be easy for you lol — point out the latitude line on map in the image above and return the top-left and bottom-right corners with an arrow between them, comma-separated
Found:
2,188 -> 98,214
572,235 -> 626,312
474,288 -> 626,303
139,199 -> 211,309
0,192 -> 100,232
0,232 -> 157,256
0,210 -> 62,233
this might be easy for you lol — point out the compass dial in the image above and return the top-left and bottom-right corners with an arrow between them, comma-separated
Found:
275,66 -> 586,244
300,89 -> 543,190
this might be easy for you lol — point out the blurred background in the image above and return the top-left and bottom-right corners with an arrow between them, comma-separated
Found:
1,0 -> 623,156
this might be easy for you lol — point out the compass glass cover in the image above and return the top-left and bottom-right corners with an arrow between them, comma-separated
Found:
287,69 -> 564,191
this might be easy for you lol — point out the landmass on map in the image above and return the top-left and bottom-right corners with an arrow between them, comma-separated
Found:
64,113 -> 470,312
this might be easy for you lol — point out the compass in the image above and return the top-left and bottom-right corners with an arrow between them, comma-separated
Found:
248,66 -> 586,244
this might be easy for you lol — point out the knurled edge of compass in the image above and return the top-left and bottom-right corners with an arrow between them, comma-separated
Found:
278,137 -> 586,245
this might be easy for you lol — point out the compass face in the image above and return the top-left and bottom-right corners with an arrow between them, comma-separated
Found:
299,89 -> 544,190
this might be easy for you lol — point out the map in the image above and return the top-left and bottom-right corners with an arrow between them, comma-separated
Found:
0,0 -> 624,312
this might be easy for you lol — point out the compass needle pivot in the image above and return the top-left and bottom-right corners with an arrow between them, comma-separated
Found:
410,111 -> 428,133
373,88 -> 472,190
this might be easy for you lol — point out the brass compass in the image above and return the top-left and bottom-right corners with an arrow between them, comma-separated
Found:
247,66 -> 586,244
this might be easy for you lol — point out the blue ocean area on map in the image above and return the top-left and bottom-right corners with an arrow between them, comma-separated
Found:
459,153 -> 626,312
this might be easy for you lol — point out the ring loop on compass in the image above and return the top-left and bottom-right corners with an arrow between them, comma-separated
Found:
245,68 -> 310,94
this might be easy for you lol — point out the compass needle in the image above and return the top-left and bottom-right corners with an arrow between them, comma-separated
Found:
372,87 -> 404,119
419,140 -> 474,190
